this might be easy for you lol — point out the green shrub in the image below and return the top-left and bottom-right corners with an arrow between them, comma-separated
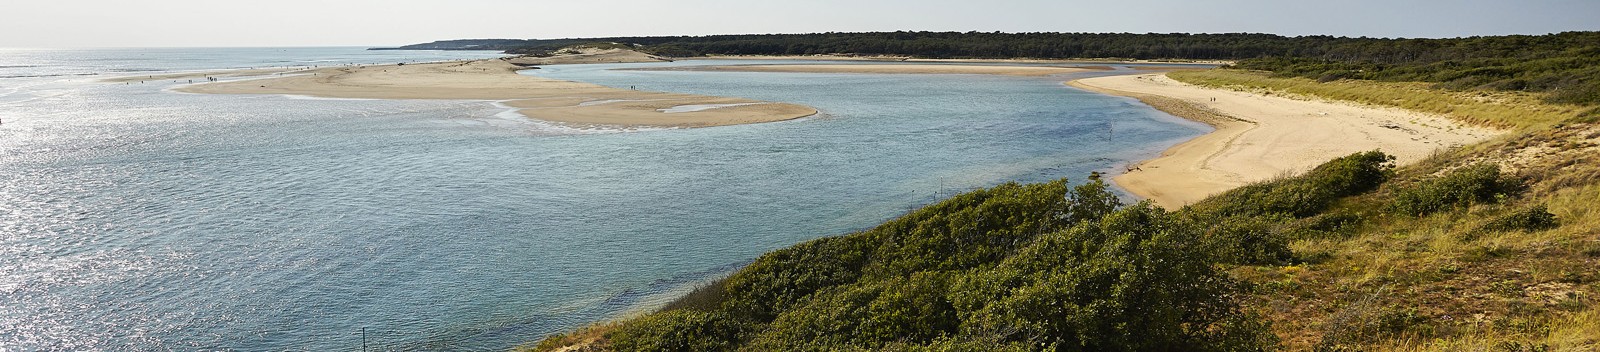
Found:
744,272 -> 958,350
719,235 -> 872,322
881,336 -> 1034,351
1478,204 -> 1560,232
1205,215 -> 1296,265
1192,151 -> 1394,218
720,180 -> 1100,323
606,310 -> 749,352
1494,341 -> 1551,352
1389,164 -> 1525,217
949,204 -> 1277,351
597,179 -> 1280,351
1281,209 -> 1365,240
859,180 -> 1081,278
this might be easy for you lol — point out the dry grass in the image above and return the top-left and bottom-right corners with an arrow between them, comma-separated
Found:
517,322 -> 619,352
1168,70 -> 1587,131
1234,124 -> 1600,351
1169,69 -> 1600,351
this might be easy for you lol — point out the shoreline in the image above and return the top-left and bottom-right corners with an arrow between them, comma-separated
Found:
631,63 -> 1103,76
140,56 -> 1495,209
1068,73 -> 1501,209
697,54 -> 1231,66
158,58 -> 816,128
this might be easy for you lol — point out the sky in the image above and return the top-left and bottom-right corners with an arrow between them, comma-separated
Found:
4,0 -> 1598,48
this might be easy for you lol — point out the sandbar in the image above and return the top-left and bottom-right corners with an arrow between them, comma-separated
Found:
170,59 -> 816,128
102,67 -> 315,83
1069,74 -> 1500,209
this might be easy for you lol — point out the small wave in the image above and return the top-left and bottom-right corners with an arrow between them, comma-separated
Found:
576,98 -> 668,107
488,101 -> 675,134
280,95 -> 380,101
0,73 -> 98,79
658,102 -> 766,113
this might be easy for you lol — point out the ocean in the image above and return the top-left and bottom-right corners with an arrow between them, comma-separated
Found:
0,47 -> 1208,350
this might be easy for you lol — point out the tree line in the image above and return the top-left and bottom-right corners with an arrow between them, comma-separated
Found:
393,31 -> 1599,104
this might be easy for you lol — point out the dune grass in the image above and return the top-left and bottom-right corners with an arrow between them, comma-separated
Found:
1168,70 -> 1589,130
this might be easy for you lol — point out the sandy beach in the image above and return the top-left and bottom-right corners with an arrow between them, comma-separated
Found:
168,58 -> 815,128
641,64 -> 1098,76
1069,74 -> 1501,209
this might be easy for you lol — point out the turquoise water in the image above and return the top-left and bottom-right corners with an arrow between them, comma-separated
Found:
0,48 -> 1208,350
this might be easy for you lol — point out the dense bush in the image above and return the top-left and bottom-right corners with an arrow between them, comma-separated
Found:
718,234 -> 872,322
949,204 -> 1277,351
594,154 -> 1427,351
1281,210 -> 1365,240
589,150 -> 1452,351
1478,204 -> 1559,232
1204,214 -> 1296,265
601,179 -> 1291,351
743,272 -> 958,350
1389,164 -> 1524,217
605,310 -> 748,352
1190,151 -> 1394,219
857,180 -> 1079,278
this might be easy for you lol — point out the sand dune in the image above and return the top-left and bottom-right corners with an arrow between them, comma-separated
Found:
1069,74 -> 1501,209
506,48 -> 672,66
171,59 -> 815,128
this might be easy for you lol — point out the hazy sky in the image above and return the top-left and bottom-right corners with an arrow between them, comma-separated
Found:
5,0 -> 1597,48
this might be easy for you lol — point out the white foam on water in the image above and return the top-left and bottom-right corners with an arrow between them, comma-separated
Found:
488,101 -> 676,134
657,102 -> 766,113
280,95 -> 382,101
576,98 -> 669,107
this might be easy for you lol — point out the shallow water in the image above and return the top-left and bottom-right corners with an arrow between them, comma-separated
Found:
0,48 -> 1207,350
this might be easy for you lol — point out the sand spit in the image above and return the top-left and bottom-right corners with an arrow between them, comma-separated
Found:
171,59 -> 815,128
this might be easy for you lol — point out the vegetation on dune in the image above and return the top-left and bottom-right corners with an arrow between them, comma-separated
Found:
525,74 -> 1600,352
1229,32 -> 1600,105
514,31 -> 1600,352
536,137 -> 1599,351
531,179 -> 1286,351
1168,70 -> 1585,130
533,149 -> 1537,351
1162,68 -> 1600,351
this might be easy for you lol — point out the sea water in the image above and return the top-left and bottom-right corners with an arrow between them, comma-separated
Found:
0,48 -> 1208,350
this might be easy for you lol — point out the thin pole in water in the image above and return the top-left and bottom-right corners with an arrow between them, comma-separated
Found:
362,327 -> 367,352
1107,120 -> 1113,142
